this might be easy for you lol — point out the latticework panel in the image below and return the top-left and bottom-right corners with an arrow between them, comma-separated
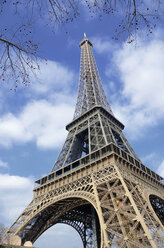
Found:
5,162 -> 164,248
35,205 -> 100,248
73,36 -> 113,120
4,35 -> 164,248
93,165 -> 164,248
51,109 -> 140,172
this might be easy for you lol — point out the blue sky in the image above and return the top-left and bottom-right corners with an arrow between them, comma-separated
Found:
0,2 -> 164,248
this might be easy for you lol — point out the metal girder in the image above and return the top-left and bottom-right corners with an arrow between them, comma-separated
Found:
51,109 -> 140,172
149,195 -> 164,225
41,205 -> 101,248
4,35 -> 164,248
5,162 -> 164,247
73,36 -> 113,120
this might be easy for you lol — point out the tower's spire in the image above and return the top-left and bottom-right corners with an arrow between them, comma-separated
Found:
73,35 -> 113,120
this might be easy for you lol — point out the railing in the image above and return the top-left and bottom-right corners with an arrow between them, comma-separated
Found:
35,143 -> 163,188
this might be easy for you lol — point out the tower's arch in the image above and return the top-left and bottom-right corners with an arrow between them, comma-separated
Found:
33,203 -> 101,248
142,189 -> 164,229
14,193 -> 101,247
149,194 -> 164,226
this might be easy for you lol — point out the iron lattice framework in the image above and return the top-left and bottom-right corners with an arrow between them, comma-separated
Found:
4,35 -> 164,248
73,34 -> 113,120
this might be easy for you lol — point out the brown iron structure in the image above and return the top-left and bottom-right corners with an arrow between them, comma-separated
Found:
5,35 -> 164,247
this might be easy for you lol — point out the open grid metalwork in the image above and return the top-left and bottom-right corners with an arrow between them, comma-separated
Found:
4,35 -> 164,248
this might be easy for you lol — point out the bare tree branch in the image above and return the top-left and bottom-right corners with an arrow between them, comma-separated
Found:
0,0 -> 163,89
0,38 -> 26,53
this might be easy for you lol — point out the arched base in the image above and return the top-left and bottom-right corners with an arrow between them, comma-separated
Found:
149,194 -> 164,225
17,197 -> 101,248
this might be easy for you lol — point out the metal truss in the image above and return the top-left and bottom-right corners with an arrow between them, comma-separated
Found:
51,107 -> 140,171
19,201 -> 100,248
149,195 -> 164,225
4,35 -> 164,247
73,35 -> 113,120
44,205 -> 100,248
94,167 -> 164,247
5,161 -> 164,247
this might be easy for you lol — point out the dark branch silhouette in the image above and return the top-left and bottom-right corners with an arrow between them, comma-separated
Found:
0,0 -> 163,88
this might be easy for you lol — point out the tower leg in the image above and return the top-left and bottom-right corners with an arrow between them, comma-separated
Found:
92,163 -> 164,248
92,206 -> 98,248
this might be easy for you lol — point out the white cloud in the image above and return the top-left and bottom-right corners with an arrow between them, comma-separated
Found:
157,160 -> 164,178
0,56 -> 77,149
0,173 -> 83,247
0,99 -> 74,149
0,174 -> 33,225
92,37 -> 117,54
109,37 -> 164,138
141,152 -> 156,164
115,40 -> 164,110
30,60 -> 75,94
0,159 -> 8,168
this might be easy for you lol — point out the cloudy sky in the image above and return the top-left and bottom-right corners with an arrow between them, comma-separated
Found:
0,2 -> 164,248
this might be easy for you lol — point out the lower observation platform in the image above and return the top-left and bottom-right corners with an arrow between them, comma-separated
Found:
34,142 -> 163,192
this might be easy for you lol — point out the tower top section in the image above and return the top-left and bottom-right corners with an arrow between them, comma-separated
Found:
73,35 -> 113,120
79,33 -> 93,48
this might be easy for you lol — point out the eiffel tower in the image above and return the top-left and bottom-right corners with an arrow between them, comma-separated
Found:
4,34 -> 164,248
